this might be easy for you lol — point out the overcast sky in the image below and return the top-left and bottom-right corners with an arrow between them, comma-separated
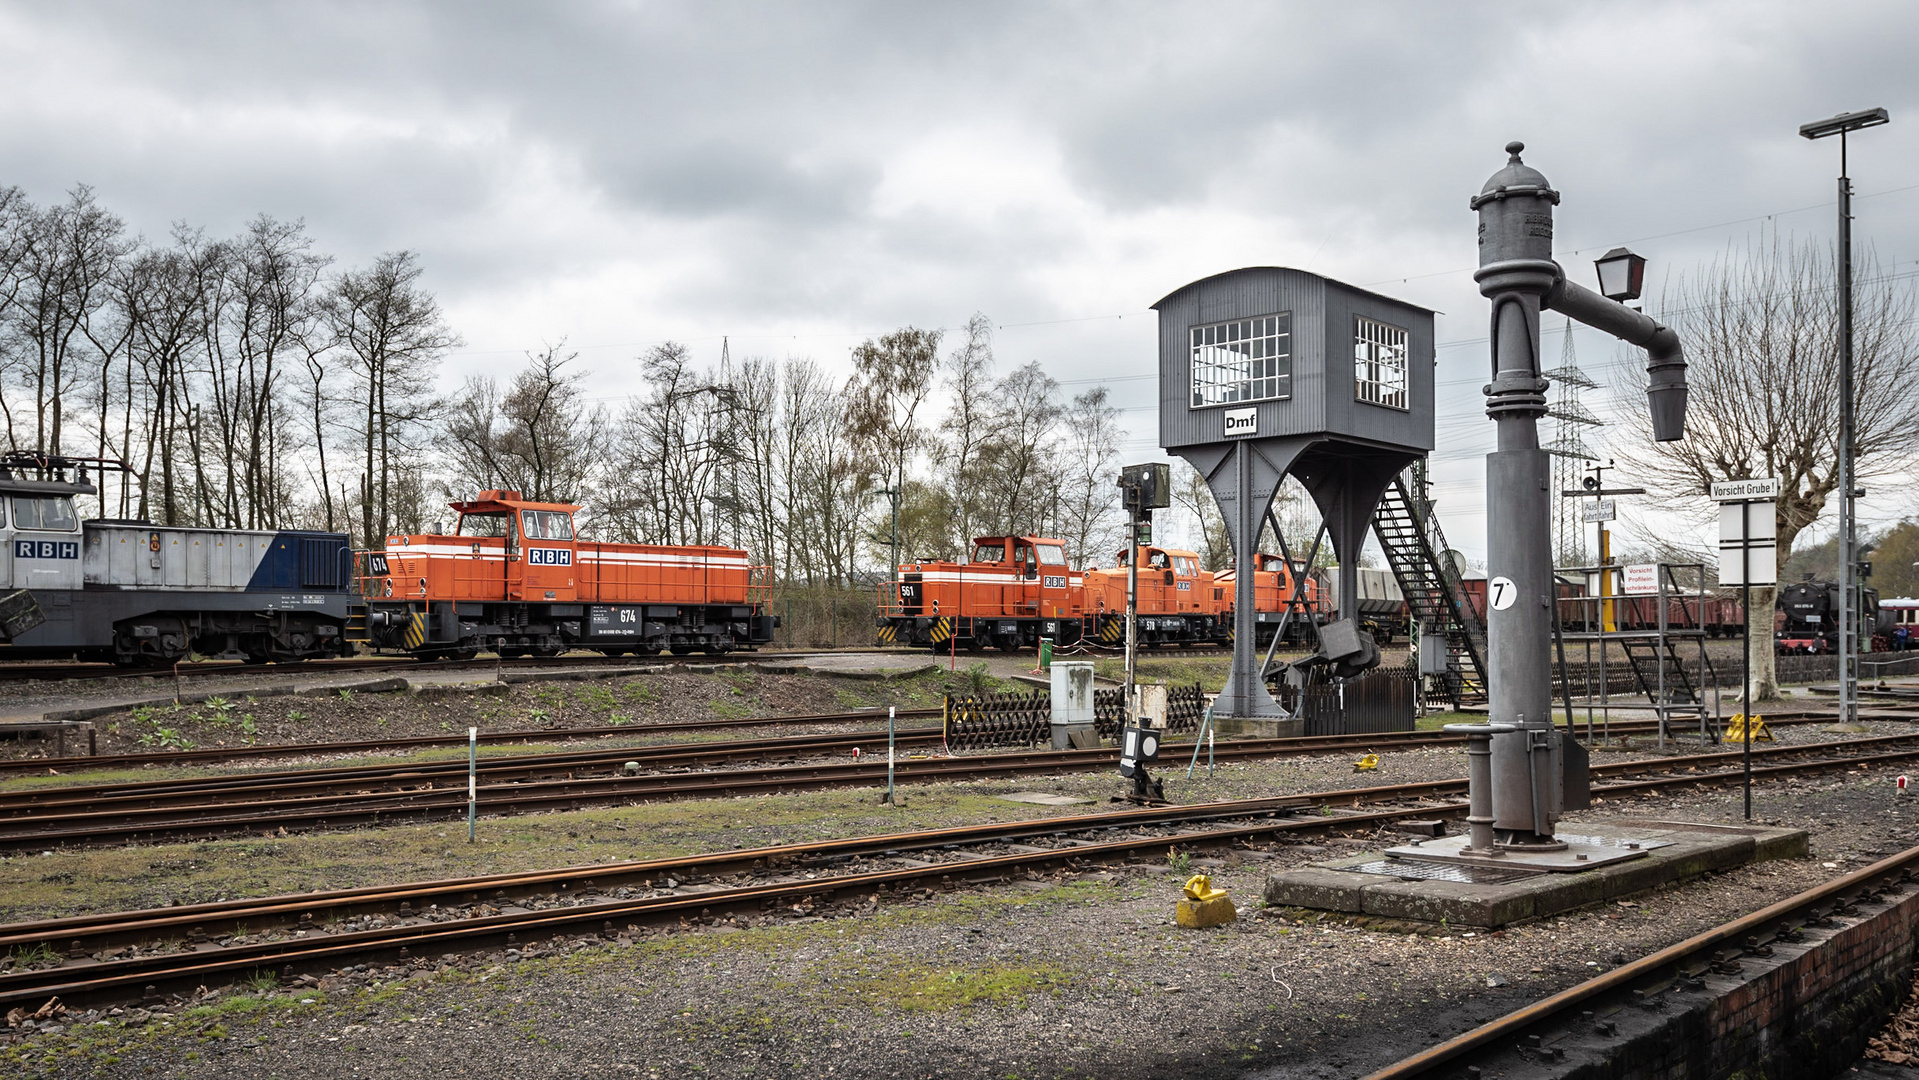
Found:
4,1 -> 1916,561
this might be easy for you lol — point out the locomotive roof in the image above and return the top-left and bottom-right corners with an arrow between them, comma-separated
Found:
972,535 -> 1066,545
450,490 -> 582,514
0,475 -> 94,497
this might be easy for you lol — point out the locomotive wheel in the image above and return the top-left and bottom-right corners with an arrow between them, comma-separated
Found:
964,637 -> 984,653
996,638 -> 1021,653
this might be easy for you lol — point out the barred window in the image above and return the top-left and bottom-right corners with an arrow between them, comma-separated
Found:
1354,316 -> 1408,410
1190,313 -> 1291,408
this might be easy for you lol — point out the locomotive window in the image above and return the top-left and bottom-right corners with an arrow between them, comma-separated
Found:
10,496 -> 76,531
1174,556 -> 1198,576
1037,544 -> 1066,566
971,543 -> 1005,563
526,511 -> 573,540
457,511 -> 510,537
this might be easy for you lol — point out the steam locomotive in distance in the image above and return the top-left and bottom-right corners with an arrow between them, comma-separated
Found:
1777,580 -> 1885,654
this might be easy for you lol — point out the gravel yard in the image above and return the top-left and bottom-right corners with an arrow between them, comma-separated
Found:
1,734 -> 1913,1078
0,666 -> 973,761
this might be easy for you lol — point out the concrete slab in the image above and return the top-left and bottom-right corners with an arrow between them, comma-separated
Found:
1212,716 -> 1304,738
1262,818 -> 1808,928
996,792 -> 1095,806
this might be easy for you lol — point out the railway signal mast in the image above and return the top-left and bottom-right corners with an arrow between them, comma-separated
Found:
1117,463 -> 1171,719
1800,106 -> 1890,729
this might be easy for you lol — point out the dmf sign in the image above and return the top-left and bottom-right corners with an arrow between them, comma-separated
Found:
14,540 -> 78,560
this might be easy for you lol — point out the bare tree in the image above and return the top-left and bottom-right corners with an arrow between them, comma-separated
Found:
324,251 -> 459,548
848,326 -> 939,560
1055,385 -> 1122,566
973,360 -> 1062,538
441,342 -> 604,506
934,313 -> 995,551
1173,462 -> 1230,570
1617,236 -> 1919,699
5,187 -> 127,458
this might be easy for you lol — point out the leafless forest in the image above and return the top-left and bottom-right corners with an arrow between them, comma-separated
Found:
0,186 -> 1128,637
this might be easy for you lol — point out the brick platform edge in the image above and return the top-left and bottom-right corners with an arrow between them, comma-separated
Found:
1456,875 -> 1919,1078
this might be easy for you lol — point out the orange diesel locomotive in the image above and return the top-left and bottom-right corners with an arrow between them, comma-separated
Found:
363,490 -> 776,658
877,537 -> 1278,651
1213,553 -> 1327,646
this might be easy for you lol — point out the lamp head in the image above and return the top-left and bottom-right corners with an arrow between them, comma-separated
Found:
1799,107 -> 1890,140
1594,247 -> 1647,303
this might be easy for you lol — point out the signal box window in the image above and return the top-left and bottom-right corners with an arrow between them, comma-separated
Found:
1355,316 -> 1409,410
11,496 -> 77,531
1191,312 -> 1291,408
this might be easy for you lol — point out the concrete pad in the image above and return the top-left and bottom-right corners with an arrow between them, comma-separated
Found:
1358,876 -> 1539,927
1262,818 -> 1810,929
1261,868 -> 1369,913
996,792 -> 1095,806
1176,896 -> 1238,928
1212,716 -> 1304,738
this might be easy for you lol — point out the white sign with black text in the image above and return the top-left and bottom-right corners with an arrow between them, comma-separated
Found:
1710,477 -> 1781,502
1718,498 -> 1778,586
1223,407 -> 1258,438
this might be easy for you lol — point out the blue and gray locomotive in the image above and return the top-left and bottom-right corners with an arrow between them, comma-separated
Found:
0,453 -> 355,665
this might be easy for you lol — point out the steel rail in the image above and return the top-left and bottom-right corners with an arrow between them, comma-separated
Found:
0,649 -> 854,685
0,802 -> 1456,1008
0,708 -> 1872,805
0,707 -> 943,776
1359,842 -> 1919,1080
7,727 -> 1919,851
3,738 -> 1917,1007
0,727 -> 953,812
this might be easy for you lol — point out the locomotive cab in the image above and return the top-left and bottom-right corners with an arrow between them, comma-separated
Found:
879,535 -> 1083,652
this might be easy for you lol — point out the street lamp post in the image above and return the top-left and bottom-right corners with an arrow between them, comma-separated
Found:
1800,106 -> 1890,728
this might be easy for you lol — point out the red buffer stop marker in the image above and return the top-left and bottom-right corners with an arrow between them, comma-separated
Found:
1899,775 -> 1909,792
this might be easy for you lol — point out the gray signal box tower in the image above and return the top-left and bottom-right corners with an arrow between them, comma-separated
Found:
1154,268 -> 1436,721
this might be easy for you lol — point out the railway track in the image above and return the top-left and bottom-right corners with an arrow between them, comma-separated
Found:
1362,842 -> 1919,1079
0,649 -> 861,685
0,733 -> 1910,1010
0,706 -> 942,776
1,716 -> 1916,852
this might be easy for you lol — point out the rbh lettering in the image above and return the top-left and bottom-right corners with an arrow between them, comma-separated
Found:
13,540 -> 79,560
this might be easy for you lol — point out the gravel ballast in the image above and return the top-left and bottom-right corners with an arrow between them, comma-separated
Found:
2,759 -> 1912,1077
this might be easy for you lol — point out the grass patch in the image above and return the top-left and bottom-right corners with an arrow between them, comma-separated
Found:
1414,711 -> 1477,731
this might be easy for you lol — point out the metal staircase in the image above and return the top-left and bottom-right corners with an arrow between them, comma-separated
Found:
1371,468 -> 1487,705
